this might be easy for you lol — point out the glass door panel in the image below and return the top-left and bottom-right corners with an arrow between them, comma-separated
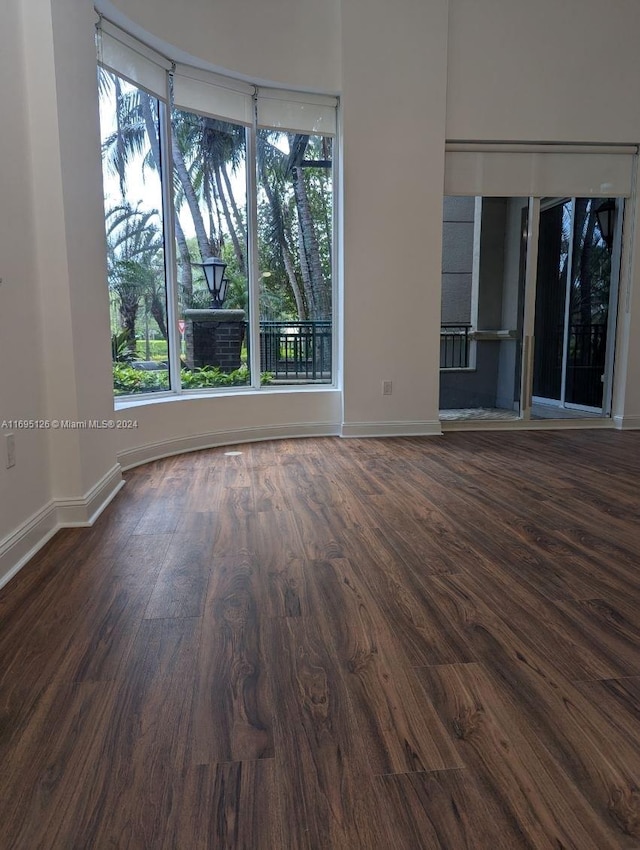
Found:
565,199 -> 612,409
532,197 -> 617,417
533,201 -> 571,403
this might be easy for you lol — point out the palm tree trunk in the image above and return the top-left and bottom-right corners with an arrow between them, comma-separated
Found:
215,164 -> 245,274
258,157 -> 306,319
221,163 -> 247,244
320,170 -> 332,272
142,96 -> 193,308
119,297 -> 139,355
282,239 -> 306,320
172,132 -> 212,260
577,203 -> 596,329
150,292 -> 168,340
293,165 -> 330,319
209,178 -> 224,254
175,217 -> 193,304
296,214 -> 314,315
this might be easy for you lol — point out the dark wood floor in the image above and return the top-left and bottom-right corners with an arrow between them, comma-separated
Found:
1,431 -> 640,849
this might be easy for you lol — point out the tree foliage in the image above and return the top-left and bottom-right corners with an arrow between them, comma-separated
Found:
104,202 -> 165,353
99,67 -> 334,367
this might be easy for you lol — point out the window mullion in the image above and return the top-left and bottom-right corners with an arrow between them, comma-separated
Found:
332,115 -> 340,389
520,197 -> 540,420
159,79 -> 182,394
560,200 -> 576,407
247,95 -> 262,389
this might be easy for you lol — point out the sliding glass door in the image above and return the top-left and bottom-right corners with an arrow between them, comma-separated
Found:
439,193 -> 623,422
532,197 -> 619,415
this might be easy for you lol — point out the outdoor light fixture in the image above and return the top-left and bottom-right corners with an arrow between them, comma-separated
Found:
192,256 -> 228,308
595,199 -> 616,253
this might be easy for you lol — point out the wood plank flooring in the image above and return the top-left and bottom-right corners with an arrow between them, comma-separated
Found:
1,431 -> 639,849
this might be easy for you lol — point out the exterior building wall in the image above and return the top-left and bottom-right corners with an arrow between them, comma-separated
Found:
441,196 -> 474,324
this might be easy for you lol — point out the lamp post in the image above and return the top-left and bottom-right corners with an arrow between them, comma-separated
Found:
184,256 -> 244,371
595,199 -> 616,253
192,256 -> 228,308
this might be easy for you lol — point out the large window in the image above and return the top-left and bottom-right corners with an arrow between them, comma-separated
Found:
257,130 -> 333,382
171,107 -> 251,389
97,21 -> 336,398
99,71 -> 171,395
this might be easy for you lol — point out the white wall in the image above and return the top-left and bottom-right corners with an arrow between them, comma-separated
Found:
340,0 -> 448,435
116,391 -> 342,468
24,0 -> 119,502
447,0 -> 640,143
0,1 -> 51,545
0,0 -> 124,586
98,0 -> 341,93
613,165 -> 640,428
446,0 -> 640,423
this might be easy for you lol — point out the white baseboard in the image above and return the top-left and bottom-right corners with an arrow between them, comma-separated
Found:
54,464 -> 124,526
118,421 -> 341,470
0,464 -> 123,591
613,414 -> 640,430
0,502 -> 59,591
441,417 -> 615,432
340,420 -> 443,438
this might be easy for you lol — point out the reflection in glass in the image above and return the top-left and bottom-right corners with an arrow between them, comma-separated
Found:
533,197 -> 614,413
566,199 -> 612,408
533,200 -> 572,402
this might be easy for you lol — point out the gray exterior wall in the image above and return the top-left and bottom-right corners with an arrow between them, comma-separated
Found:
441,196 -> 474,324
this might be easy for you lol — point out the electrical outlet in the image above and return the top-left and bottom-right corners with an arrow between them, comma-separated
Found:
5,433 -> 16,469
382,381 -> 393,396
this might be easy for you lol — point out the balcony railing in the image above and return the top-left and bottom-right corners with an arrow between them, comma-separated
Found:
440,324 -> 471,369
259,320 -> 332,382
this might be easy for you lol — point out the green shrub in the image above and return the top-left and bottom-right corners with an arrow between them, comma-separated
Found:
180,365 -> 250,388
113,364 -> 169,395
113,363 -> 272,395
111,331 -> 135,363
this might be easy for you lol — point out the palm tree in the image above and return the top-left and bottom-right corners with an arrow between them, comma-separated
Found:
100,68 -> 332,326
258,130 -> 333,321
257,131 -> 307,319
171,109 -> 248,275
105,203 -> 164,355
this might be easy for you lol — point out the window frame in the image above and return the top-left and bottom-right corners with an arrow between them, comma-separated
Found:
98,25 -> 338,402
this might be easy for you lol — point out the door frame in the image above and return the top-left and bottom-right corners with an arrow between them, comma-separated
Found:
524,196 -> 622,418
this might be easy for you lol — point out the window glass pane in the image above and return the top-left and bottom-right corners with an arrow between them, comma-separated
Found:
98,69 -> 170,396
257,130 -> 333,384
566,199 -> 612,408
533,197 -> 616,415
440,196 -> 474,369
533,200 -> 572,402
171,108 -> 250,389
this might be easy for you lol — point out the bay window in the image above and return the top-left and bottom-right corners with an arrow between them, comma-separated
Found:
97,19 -> 336,398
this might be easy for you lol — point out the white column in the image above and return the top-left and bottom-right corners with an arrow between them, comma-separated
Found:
340,0 -> 449,436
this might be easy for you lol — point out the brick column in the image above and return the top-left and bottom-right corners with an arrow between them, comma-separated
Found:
184,309 -> 246,371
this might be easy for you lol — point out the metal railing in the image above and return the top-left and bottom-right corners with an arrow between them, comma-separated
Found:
259,320 -> 332,382
533,322 -> 608,408
440,324 -> 471,369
